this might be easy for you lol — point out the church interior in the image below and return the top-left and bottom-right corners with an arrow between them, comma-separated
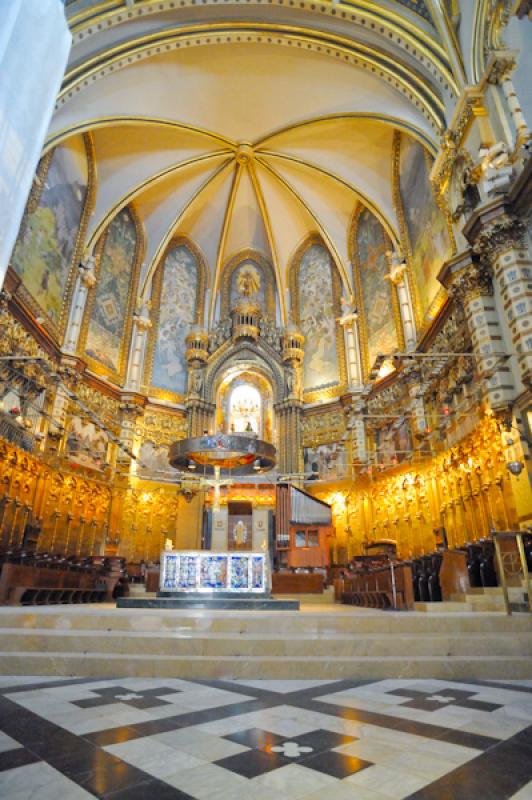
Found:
1,1 -> 532,798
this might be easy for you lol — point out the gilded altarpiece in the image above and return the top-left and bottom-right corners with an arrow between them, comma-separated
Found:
10,134 -> 94,339
81,207 -> 142,382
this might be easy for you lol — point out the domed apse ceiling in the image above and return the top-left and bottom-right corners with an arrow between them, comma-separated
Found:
46,0 -> 460,323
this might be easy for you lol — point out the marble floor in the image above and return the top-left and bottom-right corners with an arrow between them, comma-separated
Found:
0,677 -> 532,799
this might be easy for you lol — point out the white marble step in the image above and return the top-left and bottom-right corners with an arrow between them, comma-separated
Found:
1,607 -> 530,634
1,628 -> 531,657
0,650 -> 530,679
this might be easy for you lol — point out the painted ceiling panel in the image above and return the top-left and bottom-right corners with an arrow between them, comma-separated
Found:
133,154 -> 232,280
260,154 -> 357,293
174,163 -> 237,289
258,117 -> 398,233
89,124 -> 232,241
253,160 -> 318,293
223,167 -> 271,265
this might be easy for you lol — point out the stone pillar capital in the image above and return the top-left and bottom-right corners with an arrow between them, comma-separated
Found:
133,314 -> 152,332
451,263 -> 494,304
472,213 -> 527,262
486,50 -> 517,85
385,250 -> 408,285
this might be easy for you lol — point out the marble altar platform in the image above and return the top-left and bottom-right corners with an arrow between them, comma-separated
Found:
117,550 -> 300,610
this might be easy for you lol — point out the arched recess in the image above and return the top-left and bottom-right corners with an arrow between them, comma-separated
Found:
289,235 -> 346,402
219,249 -> 277,320
79,204 -> 145,384
144,236 -> 208,402
215,369 -> 275,443
350,204 -> 403,380
205,339 -> 286,404
9,133 -> 95,342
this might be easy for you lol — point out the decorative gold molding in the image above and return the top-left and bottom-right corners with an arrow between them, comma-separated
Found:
56,24 -> 446,131
208,163 -> 243,323
66,0 -> 456,96
248,159 -> 287,324
257,156 -> 353,298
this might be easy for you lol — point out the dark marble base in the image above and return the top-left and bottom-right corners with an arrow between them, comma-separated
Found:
117,592 -> 300,610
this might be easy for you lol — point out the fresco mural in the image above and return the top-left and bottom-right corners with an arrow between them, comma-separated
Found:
85,208 -> 137,374
138,440 -> 170,477
151,245 -> 199,396
356,209 -> 398,376
11,138 -> 88,328
298,243 -> 339,392
65,415 -> 108,471
230,260 -> 266,309
304,443 -> 346,481
399,136 -> 452,318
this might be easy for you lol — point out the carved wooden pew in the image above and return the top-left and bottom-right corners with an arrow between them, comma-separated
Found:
336,562 -> 415,610
0,562 -> 118,605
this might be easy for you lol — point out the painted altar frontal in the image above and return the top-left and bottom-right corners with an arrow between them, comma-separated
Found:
160,550 -> 270,594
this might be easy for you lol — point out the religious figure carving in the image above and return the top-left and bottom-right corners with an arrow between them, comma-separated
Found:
188,367 -> 203,397
286,366 -> 300,398
236,265 -> 260,299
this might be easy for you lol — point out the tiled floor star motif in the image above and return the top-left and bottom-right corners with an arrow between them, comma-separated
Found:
388,687 -> 504,713
1,678 -> 532,799
216,727 -> 371,779
73,686 -> 181,710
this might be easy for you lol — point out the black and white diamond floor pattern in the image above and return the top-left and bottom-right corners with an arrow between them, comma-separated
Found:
0,677 -> 532,799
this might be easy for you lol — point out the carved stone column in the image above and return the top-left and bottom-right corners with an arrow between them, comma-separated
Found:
403,366 -> 428,436
117,395 -> 146,474
338,301 -> 363,390
440,251 -> 516,410
278,325 -> 305,475
63,257 -> 97,355
486,52 -> 531,150
185,327 -> 214,437
125,311 -> 152,391
345,398 -> 367,467
469,209 -> 532,390
386,251 -> 417,350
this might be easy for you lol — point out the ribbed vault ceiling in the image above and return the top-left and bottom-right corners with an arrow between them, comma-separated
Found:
49,1 -> 461,323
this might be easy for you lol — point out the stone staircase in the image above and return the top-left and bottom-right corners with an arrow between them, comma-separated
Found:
415,583 -> 531,613
0,604 -> 531,679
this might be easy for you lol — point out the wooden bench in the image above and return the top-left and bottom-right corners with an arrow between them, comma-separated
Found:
336,562 -> 415,610
0,562 -> 118,606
